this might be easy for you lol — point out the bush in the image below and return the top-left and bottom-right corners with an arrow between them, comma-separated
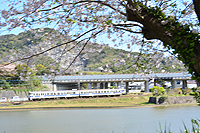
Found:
193,92 -> 200,105
174,87 -> 182,94
182,87 -> 192,95
189,92 -> 196,96
0,80 -> 11,89
150,86 -> 165,96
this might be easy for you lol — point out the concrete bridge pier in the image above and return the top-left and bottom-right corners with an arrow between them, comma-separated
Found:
103,82 -> 105,89
182,80 -> 187,89
125,82 -> 129,94
105,82 -> 108,89
87,83 -> 92,89
171,80 -> 176,89
107,82 -> 111,89
78,80 -> 81,90
117,82 -> 122,89
53,83 -> 57,91
97,83 -> 100,89
93,83 -> 97,89
100,82 -> 106,89
145,81 -> 149,92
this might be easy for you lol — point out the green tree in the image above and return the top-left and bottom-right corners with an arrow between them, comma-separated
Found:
150,86 -> 165,96
0,79 -> 10,89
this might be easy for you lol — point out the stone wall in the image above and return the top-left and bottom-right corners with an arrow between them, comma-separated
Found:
149,96 -> 197,104
0,90 -> 28,99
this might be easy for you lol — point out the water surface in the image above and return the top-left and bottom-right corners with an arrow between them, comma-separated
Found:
0,105 -> 199,133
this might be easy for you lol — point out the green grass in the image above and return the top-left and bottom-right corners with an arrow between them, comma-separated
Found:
0,92 -> 196,109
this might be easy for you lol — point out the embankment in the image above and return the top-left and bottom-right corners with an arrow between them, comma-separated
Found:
149,96 -> 196,104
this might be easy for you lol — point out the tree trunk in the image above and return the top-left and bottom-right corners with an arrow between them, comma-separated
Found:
126,6 -> 200,81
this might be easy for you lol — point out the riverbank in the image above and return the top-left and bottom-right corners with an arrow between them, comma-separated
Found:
0,94 -> 198,110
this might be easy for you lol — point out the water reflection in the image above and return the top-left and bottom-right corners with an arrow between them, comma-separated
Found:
0,106 -> 199,133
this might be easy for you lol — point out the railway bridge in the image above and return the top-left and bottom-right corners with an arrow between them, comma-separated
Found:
41,72 -> 191,93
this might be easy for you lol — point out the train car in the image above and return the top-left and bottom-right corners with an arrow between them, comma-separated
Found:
79,89 -> 126,97
80,89 -> 113,97
28,88 -> 126,101
28,90 -> 79,101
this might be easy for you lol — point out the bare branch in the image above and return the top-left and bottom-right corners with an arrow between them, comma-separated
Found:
113,23 -> 143,28
114,26 -> 143,34
39,4 -> 63,12
64,28 -> 105,72
73,0 -> 126,16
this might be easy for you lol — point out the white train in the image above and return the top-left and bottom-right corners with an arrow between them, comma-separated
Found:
28,89 -> 126,101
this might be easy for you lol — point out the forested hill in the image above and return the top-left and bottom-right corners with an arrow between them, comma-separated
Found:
0,28 -> 187,74
0,28 -> 51,53
85,46 -> 187,74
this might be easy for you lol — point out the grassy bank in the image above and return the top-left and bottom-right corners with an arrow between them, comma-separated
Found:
0,93 -> 197,110
0,94 -> 155,109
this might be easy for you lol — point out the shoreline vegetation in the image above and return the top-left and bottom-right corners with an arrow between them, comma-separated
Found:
0,93 -> 198,111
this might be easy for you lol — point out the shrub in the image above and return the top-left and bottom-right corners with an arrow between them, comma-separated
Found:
189,92 -> 196,96
174,87 -> 182,94
0,80 -> 11,89
182,87 -> 192,95
193,92 -> 200,105
150,86 -> 165,96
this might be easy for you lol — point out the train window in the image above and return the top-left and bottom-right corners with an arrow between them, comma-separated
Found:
98,91 -> 100,93
104,91 -> 106,93
51,93 -> 53,95
54,93 -> 56,95
101,91 -> 103,93
57,93 -> 60,95
95,91 -> 97,93
81,92 -> 83,94
73,92 -> 75,94
107,91 -> 109,93
36,93 -> 38,96
47,93 -> 49,95
61,93 -> 63,95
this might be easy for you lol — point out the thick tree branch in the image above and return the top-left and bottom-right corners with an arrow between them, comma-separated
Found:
193,0 -> 200,22
114,26 -> 143,34
113,23 -> 143,28
126,3 -> 200,79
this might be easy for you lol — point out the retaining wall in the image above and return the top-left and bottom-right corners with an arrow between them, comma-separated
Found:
0,90 -> 28,99
149,96 -> 197,104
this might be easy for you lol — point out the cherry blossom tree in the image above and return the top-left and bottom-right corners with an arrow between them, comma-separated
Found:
0,0 -> 200,82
